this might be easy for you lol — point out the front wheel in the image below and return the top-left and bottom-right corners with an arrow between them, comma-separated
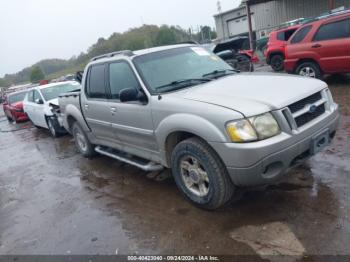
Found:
296,62 -> 322,79
171,138 -> 235,210
72,122 -> 96,157
270,54 -> 284,72
47,117 -> 60,138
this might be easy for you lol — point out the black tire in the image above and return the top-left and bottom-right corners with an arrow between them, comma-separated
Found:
171,137 -> 235,210
295,62 -> 322,79
47,117 -> 60,138
72,122 -> 96,157
235,54 -> 253,72
6,116 -> 13,122
270,54 -> 284,72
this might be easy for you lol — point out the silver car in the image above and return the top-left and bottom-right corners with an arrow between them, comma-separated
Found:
58,44 -> 339,209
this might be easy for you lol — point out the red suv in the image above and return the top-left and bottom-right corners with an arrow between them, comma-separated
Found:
3,90 -> 29,123
285,11 -> 350,79
265,25 -> 301,71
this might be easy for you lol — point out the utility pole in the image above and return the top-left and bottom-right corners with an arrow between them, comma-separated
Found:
217,1 -> 226,40
245,0 -> 254,50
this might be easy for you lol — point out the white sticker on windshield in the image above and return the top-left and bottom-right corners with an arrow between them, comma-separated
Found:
191,47 -> 210,56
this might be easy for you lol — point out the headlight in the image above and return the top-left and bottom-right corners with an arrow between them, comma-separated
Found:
226,113 -> 280,143
249,113 -> 280,140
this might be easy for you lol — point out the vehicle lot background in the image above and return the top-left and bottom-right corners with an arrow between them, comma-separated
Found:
1,72 -> 350,256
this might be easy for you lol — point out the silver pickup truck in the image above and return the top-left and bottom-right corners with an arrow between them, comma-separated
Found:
58,44 -> 339,209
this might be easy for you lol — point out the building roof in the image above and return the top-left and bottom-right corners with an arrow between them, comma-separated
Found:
213,5 -> 245,17
213,0 -> 274,17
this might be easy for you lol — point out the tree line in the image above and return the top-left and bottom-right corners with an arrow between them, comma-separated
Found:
0,24 -> 216,88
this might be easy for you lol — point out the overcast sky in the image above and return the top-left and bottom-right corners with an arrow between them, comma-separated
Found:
0,0 -> 240,77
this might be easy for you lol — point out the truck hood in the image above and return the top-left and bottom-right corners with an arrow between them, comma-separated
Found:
181,73 -> 327,117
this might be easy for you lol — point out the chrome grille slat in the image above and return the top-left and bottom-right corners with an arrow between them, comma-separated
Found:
292,99 -> 326,118
288,92 -> 322,114
285,91 -> 326,129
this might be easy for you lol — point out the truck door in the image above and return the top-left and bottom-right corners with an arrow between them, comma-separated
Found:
82,64 -> 115,142
106,60 -> 158,153
312,17 -> 350,73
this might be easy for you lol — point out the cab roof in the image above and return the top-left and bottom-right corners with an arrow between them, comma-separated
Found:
88,44 -> 195,65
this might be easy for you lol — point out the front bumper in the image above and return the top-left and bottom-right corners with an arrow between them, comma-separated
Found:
209,107 -> 340,186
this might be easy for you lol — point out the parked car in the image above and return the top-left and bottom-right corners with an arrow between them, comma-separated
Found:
204,36 -> 258,72
285,11 -> 350,79
2,90 -> 29,123
23,81 -> 80,137
58,45 -> 339,209
265,25 -> 301,71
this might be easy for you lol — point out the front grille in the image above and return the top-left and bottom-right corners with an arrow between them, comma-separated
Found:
295,104 -> 325,127
288,92 -> 322,113
286,91 -> 326,128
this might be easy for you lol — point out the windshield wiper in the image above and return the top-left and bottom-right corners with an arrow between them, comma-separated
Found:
155,78 -> 212,92
202,69 -> 238,79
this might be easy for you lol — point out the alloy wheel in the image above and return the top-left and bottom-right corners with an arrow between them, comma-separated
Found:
299,67 -> 316,78
180,156 -> 210,197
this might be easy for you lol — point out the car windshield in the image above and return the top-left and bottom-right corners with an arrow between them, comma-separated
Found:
41,83 -> 80,101
8,92 -> 27,104
133,46 -> 233,93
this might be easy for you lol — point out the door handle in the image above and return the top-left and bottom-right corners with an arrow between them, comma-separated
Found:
312,44 -> 322,48
110,107 -> 117,113
84,104 -> 89,110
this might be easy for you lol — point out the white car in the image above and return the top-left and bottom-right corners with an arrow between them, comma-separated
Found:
23,81 -> 80,137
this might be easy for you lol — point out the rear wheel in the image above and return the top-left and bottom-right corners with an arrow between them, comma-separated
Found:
171,138 -> 235,210
296,62 -> 322,79
72,122 -> 96,157
270,54 -> 284,72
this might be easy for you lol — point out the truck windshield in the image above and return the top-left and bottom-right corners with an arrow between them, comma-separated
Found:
133,46 -> 233,93
8,92 -> 27,104
41,83 -> 80,101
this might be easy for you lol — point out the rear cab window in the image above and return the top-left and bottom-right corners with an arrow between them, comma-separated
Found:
313,18 -> 350,41
86,64 -> 107,99
290,25 -> 313,44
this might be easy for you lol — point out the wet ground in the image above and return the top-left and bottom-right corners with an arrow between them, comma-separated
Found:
0,74 -> 350,258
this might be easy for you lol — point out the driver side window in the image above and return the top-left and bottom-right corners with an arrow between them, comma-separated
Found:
108,61 -> 140,100
33,90 -> 42,102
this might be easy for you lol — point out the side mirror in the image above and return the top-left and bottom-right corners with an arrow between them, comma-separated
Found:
35,98 -> 44,105
75,71 -> 84,84
119,88 -> 146,103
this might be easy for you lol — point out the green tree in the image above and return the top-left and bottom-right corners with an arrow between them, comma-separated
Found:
30,66 -> 45,82
156,26 -> 177,45
0,78 -> 8,87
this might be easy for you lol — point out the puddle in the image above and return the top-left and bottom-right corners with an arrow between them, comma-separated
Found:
230,222 -> 305,261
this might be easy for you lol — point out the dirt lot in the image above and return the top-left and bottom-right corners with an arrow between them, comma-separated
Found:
0,74 -> 350,258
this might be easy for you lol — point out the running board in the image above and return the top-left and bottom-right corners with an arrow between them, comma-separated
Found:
95,146 -> 164,172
